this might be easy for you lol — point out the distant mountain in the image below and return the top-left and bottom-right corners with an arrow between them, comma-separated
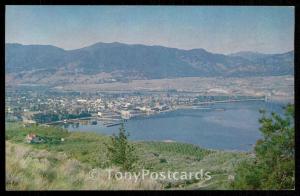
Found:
5,43 -> 66,73
229,51 -> 271,61
5,42 -> 294,85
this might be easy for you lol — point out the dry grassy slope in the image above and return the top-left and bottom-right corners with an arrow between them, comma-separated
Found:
6,141 -> 162,190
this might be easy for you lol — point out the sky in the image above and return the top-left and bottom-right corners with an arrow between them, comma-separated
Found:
5,6 -> 294,54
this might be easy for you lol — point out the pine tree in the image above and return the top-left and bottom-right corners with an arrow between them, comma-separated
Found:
232,104 -> 294,189
105,122 -> 138,171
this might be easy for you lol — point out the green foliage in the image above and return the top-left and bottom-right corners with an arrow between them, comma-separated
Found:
32,113 -> 59,124
232,104 -> 295,190
159,158 -> 167,163
32,112 -> 91,124
5,122 -> 69,143
142,142 -> 212,160
105,123 -> 138,171
6,122 -> 249,189
5,122 -> 109,167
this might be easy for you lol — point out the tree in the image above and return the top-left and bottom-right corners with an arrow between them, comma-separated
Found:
105,122 -> 138,171
232,104 -> 294,190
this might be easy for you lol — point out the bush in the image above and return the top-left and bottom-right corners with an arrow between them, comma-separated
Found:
159,158 -> 167,163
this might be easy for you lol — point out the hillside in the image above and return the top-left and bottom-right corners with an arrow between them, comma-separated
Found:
5,122 -> 250,190
5,42 -> 294,86
6,141 -> 162,190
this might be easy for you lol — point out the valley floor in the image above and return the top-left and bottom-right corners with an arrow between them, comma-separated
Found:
54,75 -> 294,102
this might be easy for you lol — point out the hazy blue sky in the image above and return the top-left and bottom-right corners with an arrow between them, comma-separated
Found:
6,6 -> 294,54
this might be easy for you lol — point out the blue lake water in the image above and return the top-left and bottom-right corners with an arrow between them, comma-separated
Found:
66,101 -> 285,151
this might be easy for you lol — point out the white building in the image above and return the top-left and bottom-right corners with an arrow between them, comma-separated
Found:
77,99 -> 87,103
120,110 -> 131,119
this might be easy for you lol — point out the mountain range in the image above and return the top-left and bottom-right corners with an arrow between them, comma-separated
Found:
5,42 -> 294,85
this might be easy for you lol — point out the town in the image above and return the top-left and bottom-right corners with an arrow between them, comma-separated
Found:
5,87 -> 266,127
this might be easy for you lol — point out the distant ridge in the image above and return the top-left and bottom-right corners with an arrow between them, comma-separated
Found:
5,42 -> 294,85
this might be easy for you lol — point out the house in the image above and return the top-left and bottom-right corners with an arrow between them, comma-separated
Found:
25,133 -> 44,144
26,133 -> 37,143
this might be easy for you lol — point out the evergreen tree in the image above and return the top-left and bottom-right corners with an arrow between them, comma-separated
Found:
105,122 -> 138,171
232,104 -> 294,189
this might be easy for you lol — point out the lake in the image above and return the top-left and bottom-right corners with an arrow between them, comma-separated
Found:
66,101 -> 286,151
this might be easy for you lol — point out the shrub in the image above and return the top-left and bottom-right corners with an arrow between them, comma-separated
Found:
159,158 -> 167,163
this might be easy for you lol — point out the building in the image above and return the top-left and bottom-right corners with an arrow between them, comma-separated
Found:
120,110 -> 131,119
